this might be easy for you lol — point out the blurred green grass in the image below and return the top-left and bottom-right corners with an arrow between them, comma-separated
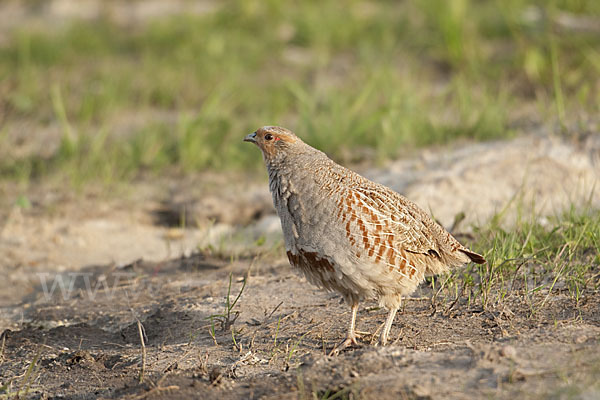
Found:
0,0 -> 599,183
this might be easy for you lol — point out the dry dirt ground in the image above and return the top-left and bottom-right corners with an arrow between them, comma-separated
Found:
1,132 -> 599,399
2,252 -> 600,399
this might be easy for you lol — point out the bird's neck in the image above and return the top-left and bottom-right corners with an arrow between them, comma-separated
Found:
265,145 -> 332,199
266,156 -> 288,197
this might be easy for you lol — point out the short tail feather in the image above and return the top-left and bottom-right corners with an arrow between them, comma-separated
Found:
460,249 -> 486,264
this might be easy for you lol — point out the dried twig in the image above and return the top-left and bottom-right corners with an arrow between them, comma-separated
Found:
137,320 -> 147,384
265,301 -> 284,322
130,385 -> 180,400
0,330 -> 7,362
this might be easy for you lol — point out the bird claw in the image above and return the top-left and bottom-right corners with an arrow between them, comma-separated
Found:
329,335 -> 359,356
379,331 -> 390,347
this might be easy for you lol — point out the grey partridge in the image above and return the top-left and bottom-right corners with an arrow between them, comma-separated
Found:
244,126 -> 485,354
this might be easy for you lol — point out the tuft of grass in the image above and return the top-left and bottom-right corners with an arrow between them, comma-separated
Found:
455,206 -> 599,312
206,272 -> 248,344
0,0 -> 598,184
0,344 -> 43,399
314,385 -> 356,400
286,331 -> 310,366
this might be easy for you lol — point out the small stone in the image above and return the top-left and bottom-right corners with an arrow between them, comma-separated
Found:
575,336 -> 588,344
499,345 -> 517,359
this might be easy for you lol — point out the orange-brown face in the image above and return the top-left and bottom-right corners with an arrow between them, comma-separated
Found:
243,126 -> 298,159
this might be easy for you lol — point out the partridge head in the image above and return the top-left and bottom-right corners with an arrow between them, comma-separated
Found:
243,126 -> 301,161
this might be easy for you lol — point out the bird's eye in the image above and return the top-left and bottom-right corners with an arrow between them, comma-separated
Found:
265,133 -> 273,141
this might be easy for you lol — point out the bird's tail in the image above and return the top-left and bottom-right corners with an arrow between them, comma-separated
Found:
424,246 -> 486,276
459,249 -> 486,264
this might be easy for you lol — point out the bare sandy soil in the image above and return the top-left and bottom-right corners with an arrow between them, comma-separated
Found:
1,252 -> 599,399
1,132 -> 599,399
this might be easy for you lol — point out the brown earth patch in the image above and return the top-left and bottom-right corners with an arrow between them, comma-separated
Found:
1,253 -> 598,399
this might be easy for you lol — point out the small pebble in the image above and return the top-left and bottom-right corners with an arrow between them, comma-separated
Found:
575,336 -> 588,344
499,345 -> 517,358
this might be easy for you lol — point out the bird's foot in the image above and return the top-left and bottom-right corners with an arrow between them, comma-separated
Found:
378,330 -> 392,347
329,335 -> 360,356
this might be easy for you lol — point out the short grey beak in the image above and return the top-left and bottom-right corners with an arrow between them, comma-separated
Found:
243,132 -> 257,143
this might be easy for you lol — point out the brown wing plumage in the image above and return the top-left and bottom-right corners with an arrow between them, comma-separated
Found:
334,174 -> 485,279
